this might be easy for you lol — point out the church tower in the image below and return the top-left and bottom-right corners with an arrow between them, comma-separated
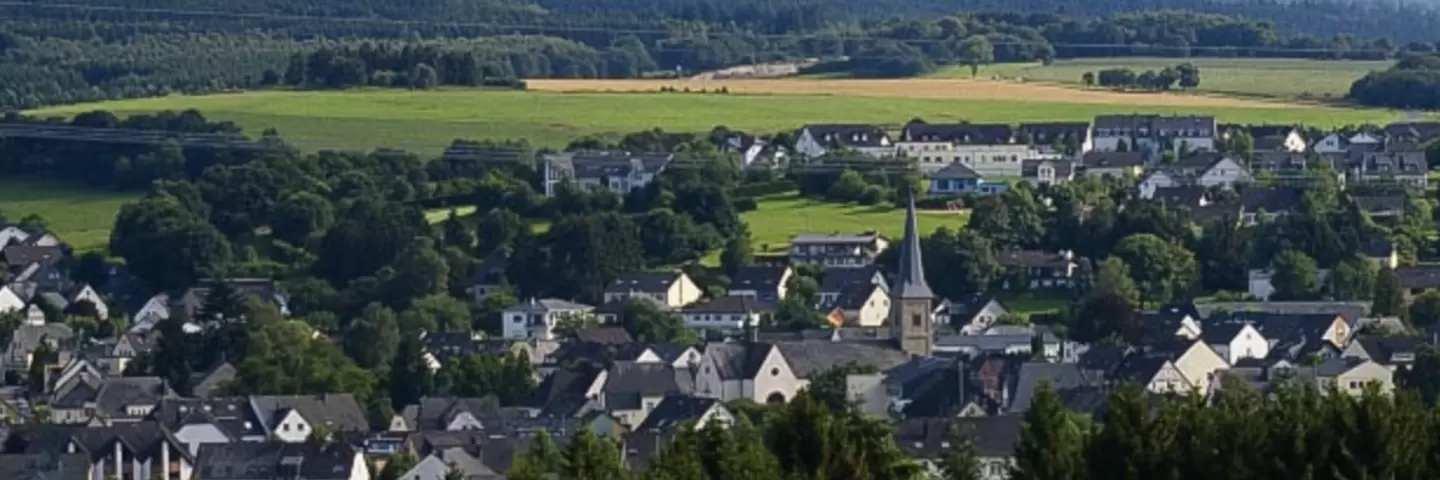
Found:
890,190 -> 935,357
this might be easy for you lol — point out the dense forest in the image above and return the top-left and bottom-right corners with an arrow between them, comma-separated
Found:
1349,53 -> 1440,109
0,0 -> 1430,110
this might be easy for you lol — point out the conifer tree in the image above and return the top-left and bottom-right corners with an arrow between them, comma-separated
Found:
1010,383 -> 1087,480
563,429 -> 628,480
938,422 -> 982,480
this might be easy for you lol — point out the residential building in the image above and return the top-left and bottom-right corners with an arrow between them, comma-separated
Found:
895,122 -> 1035,176
461,250 -> 508,305
632,395 -> 733,432
1080,151 -> 1145,178
897,415 -> 1022,480
1200,323 -> 1269,365
1091,114 -> 1216,156
928,163 -> 1006,196
823,282 -> 891,327
934,331 -> 1060,359
1346,148 -> 1427,189
795,124 -> 892,158
248,394 -> 369,443
996,250 -> 1076,289
1114,356 -> 1191,394
501,299 -> 594,340
1313,357 -> 1394,396
539,151 -> 673,197
1343,336 -> 1425,370
50,376 -> 176,425
599,361 -> 695,427
788,232 -> 889,268
1019,159 -> 1074,186
727,265 -> 791,303
818,265 -> 885,307
942,294 -> 1009,334
680,295 -> 773,332
1018,122 -> 1092,155
6,422 -> 197,480
1383,121 -> 1440,144
603,271 -> 702,309
195,442 -> 369,480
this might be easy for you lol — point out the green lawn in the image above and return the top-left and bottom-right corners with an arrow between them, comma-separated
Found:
741,194 -> 970,254
27,88 -> 1400,155
936,57 -> 1392,100
1001,292 -> 1070,320
0,178 -> 136,253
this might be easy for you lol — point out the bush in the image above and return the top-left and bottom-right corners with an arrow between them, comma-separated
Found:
731,180 -> 797,199
732,197 -> 759,212
858,185 -> 887,205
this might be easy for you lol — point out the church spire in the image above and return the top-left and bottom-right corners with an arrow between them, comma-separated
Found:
891,189 -> 933,299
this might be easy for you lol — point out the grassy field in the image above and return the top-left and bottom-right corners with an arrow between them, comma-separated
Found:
26,81 -> 1401,155
935,57 -> 1392,100
740,194 -> 969,254
0,178 -> 136,253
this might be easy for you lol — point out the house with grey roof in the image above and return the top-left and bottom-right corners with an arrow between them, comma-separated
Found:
392,396 -> 504,432
1312,357 -> 1394,396
462,250 -> 509,305
1018,122 -> 1092,155
1020,158 -> 1074,186
727,265 -> 791,303
818,265 -> 885,307
149,397 -> 262,454
1091,114 -> 1216,158
599,361 -> 696,427
928,162 -> 1006,196
933,332 -> 1060,360
4,321 -> 73,373
1080,151 -> 1145,178
996,249 -> 1076,289
633,395 -> 732,432
603,271 -> 702,309
788,231 -> 889,268
822,282 -> 891,327
539,151 -> 673,197
50,376 -> 176,426
248,394 -> 369,443
794,124 -> 892,159
896,415 -> 1022,480
0,452 -> 92,480
401,448 -> 497,480
1006,362 -> 1102,413
694,339 -> 912,406
681,296 -> 773,333
195,441 -> 365,480
501,298 -> 594,341
6,422 -> 196,480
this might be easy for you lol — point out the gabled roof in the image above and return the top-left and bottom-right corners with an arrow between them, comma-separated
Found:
995,250 -> 1071,269
946,293 -> 1004,319
603,361 -> 694,410
92,377 -> 176,420
196,441 -> 362,480
1008,362 -> 1098,413
633,395 -> 721,432
1082,151 -> 1145,168
605,271 -> 684,294
900,122 -> 1013,144
773,340 -> 912,379
894,415 -> 1022,459
250,394 -> 368,433
1354,336 -> 1425,364
1199,323 -> 1252,345
1113,355 -> 1173,384
0,452 -> 91,480
1395,264 -> 1440,289
1239,187 -> 1304,213
729,265 -> 789,292
1315,356 -> 1370,377
683,295 -> 775,314
830,282 -> 883,310
2,246 -> 64,268
405,396 -> 503,430
1017,122 -> 1090,140
700,343 -> 773,381
931,162 -> 981,180
800,124 -> 889,147
820,265 -> 883,293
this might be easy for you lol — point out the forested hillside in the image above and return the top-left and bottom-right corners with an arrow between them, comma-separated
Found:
0,0 -> 1434,111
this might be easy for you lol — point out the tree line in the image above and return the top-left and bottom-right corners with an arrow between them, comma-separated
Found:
0,5 -> 1430,108
1349,53 -> 1440,109
1083,63 -> 1201,91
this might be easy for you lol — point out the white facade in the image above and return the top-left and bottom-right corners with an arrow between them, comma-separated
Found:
1144,361 -> 1192,394
1312,133 -> 1345,153
1137,170 -> 1180,199
0,226 -> 28,247
270,409 -> 313,443
1197,157 -> 1252,189
1210,324 -> 1270,365
174,423 -> 232,456
70,285 -> 109,320
897,142 -> 1037,177
0,286 -> 24,314
956,300 -> 1009,335
501,301 -> 593,341
694,346 -> 806,404
795,128 -> 892,159
681,309 -> 763,332
1171,341 -> 1230,395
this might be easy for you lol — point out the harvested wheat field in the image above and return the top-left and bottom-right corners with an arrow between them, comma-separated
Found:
527,78 -> 1304,108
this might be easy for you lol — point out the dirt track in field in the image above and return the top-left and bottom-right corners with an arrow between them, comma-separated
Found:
527,78 -> 1315,109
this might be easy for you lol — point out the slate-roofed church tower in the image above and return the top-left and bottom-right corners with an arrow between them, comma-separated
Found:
890,190 -> 935,357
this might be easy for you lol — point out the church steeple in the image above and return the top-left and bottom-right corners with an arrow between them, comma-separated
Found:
890,189 -> 935,357
891,190 -> 934,299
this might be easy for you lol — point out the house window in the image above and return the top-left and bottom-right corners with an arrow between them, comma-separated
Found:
282,424 -> 290,432
771,367 -> 780,377
989,461 -> 1004,476
911,313 -> 922,327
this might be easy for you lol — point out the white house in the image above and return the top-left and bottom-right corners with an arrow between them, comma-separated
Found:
0,285 -> 25,314
1200,323 -> 1270,365
538,151 -> 673,198
603,271 -> 703,309
795,124 -> 892,159
1195,156 -> 1252,189
501,298 -> 594,340
1311,133 -> 1347,154
0,226 -> 28,247
1092,114 -> 1216,156
680,296 -> 772,333
68,284 -> 109,320
1138,170 -> 1181,199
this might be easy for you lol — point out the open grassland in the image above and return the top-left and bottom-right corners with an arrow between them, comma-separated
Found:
741,194 -> 969,254
934,57 -> 1392,100
0,178 -> 135,253
26,83 -> 1399,155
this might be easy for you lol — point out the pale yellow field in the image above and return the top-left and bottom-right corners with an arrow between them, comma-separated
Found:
527,78 -> 1312,109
